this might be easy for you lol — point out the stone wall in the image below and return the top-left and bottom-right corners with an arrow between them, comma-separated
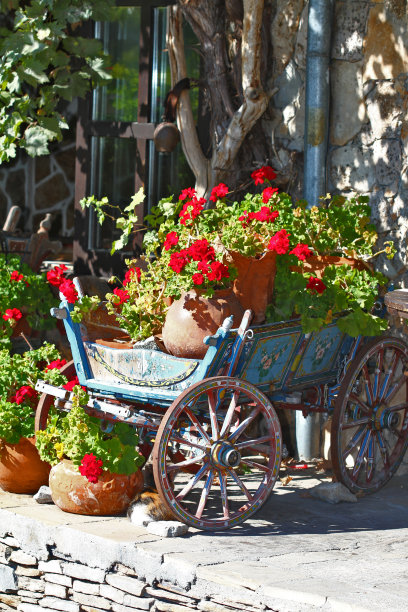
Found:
270,0 -> 408,286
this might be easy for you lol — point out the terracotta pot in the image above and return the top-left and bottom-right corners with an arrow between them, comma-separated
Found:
0,437 -> 50,494
295,255 -> 371,279
162,288 -> 244,359
49,459 -> 144,516
230,250 -> 277,324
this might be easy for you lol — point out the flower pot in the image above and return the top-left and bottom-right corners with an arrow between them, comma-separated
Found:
230,250 -> 277,324
296,255 -> 370,279
49,459 -> 144,516
0,437 -> 50,494
162,288 -> 244,359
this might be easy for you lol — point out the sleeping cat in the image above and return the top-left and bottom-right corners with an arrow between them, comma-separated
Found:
127,464 -> 175,525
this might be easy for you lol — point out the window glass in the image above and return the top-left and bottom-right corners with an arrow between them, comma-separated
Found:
92,7 -> 141,122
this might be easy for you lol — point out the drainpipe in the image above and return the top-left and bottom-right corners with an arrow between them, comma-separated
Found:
296,0 -> 334,462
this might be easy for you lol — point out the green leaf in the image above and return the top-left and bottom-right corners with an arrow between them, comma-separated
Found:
23,125 -> 54,156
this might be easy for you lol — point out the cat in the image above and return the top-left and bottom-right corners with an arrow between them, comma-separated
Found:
127,464 -> 175,525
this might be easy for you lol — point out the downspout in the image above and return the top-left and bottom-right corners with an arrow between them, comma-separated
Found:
295,0 -> 334,462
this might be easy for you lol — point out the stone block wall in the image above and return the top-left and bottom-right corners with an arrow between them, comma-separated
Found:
0,536 -> 268,612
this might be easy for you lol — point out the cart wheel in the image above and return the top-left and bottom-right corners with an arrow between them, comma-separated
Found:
152,376 -> 282,530
35,360 -> 76,432
332,336 -> 408,494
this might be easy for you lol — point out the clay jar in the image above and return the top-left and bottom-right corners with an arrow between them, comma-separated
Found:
162,288 -> 244,359
297,255 -> 370,279
0,437 -> 50,494
49,459 -> 144,516
230,250 -> 277,324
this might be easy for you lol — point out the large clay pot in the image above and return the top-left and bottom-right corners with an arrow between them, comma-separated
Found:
230,250 -> 277,324
49,459 -> 143,516
297,255 -> 371,279
162,288 -> 245,359
0,437 -> 50,494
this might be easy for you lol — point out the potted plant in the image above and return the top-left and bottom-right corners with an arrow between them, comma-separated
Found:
75,167 -> 395,357
35,386 -> 145,515
0,343 -> 69,494
0,254 -> 59,349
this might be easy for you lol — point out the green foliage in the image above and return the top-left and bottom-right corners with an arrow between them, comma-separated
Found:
0,343 -> 68,444
35,386 -> 144,475
0,0 -> 114,162
0,254 -> 58,349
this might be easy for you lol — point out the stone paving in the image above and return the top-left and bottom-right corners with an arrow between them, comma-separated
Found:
0,466 -> 407,612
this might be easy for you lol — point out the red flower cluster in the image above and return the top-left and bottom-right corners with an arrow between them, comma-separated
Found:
209,183 -> 229,202
113,287 -> 129,304
206,260 -> 229,282
267,229 -> 290,254
123,267 -> 141,286
188,239 -> 215,262
3,308 -> 22,322
168,238 -> 229,285
306,276 -> 326,294
290,243 -> 313,261
251,165 -> 276,185
63,376 -> 85,392
179,187 -> 196,201
239,205 -> 279,227
169,250 -> 190,273
46,264 -> 78,304
179,197 -> 206,226
45,359 -> 67,371
79,453 -> 104,484
10,385 -> 38,405
262,187 -> 279,203
10,270 -> 24,282
46,264 -> 68,287
163,232 -> 179,251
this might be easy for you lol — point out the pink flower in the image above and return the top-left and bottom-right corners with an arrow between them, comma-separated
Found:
45,359 -> 67,371
179,187 -> 197,201
267,229 -> 290,255
46,264 -> 68,287
290,243 -> 313,261
113,288 -> 129,304
306,277 -> 326,294
169,250 -> 190,273
3,308 -> 23,322
209,183 -> 229,202
59,279 -> 78,304
10,271 -> 24,282
79,453 -> 104,484
13,385 -> 38,405
123,267 -> 141,286
262,187 -> 278,203
251,166 -> 276,185
192,273 -> 204,285
163,232 -> 179,251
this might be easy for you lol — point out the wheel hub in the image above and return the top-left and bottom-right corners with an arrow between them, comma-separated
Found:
210,440 -> 241,468
373,405 -> 399,430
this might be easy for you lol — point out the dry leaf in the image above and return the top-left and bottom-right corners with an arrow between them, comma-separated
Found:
280,475 -> 293,486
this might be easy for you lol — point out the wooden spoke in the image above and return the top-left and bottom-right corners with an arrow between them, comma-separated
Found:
374,430 -> 390,469
169,435 -> 209,452
340,417 -> 370,430
227,468 -> 253,501
352,429 -> 371,479
219,470 -> 229,519
349,393 -> 371,415
235,435 -> 274,450
196,470 -> 214,519
241,458 -> 272,473
167,454 -> 206,472
219,390 -> 240,438
378,351 -> 400,403
184,408 -> 212,445
384,376 -> 406,406
342,425 -> 369,462
207,389 -> 220,441
175,462 -> 210,501
366,435 -> 374,482
228,406 -> 261,443
373,348 -> 384,402
362,364 -> 374,406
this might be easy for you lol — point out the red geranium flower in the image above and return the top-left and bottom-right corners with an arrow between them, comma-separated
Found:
3,308 -> 23,322
192,273 -> 204,285
179,197 -> 205,225
13,385 -> 38,405
59,279 -> 78,304
306,277 -> 326,294
62,376 -> 86,392
123,267 -> 141,286
169,250 -> 190,273
197,261 -> 210,274
179,187 -> 197,201
45,359 -> 67,371
267,229 -> 290,254
46,264 -> 68,287
206,261 -> 230,282
262,187 -> 279,203
163,231 -> 179,251
209,183 -> 229,202
113,288 -> 129,304
10,271 -> 24,282
188,239 -> 215,263
251,165 -> 276,185
252,206 -> 279,223
290,243 -> 313,261
79,453 -> 104,484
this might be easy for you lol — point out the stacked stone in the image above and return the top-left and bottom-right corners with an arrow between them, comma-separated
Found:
0,536 -> 270,612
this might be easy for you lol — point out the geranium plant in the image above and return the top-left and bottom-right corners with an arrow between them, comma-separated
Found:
35,386 -> 144,482
0,343 -> 69,445
74,166 -> 394,340
0,254 -> 59,348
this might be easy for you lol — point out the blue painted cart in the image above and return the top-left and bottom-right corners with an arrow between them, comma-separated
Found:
35,286 -> 408,530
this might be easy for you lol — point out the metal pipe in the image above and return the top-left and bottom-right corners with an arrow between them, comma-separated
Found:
296,0 -> 334,462
303,0 -> 334,208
